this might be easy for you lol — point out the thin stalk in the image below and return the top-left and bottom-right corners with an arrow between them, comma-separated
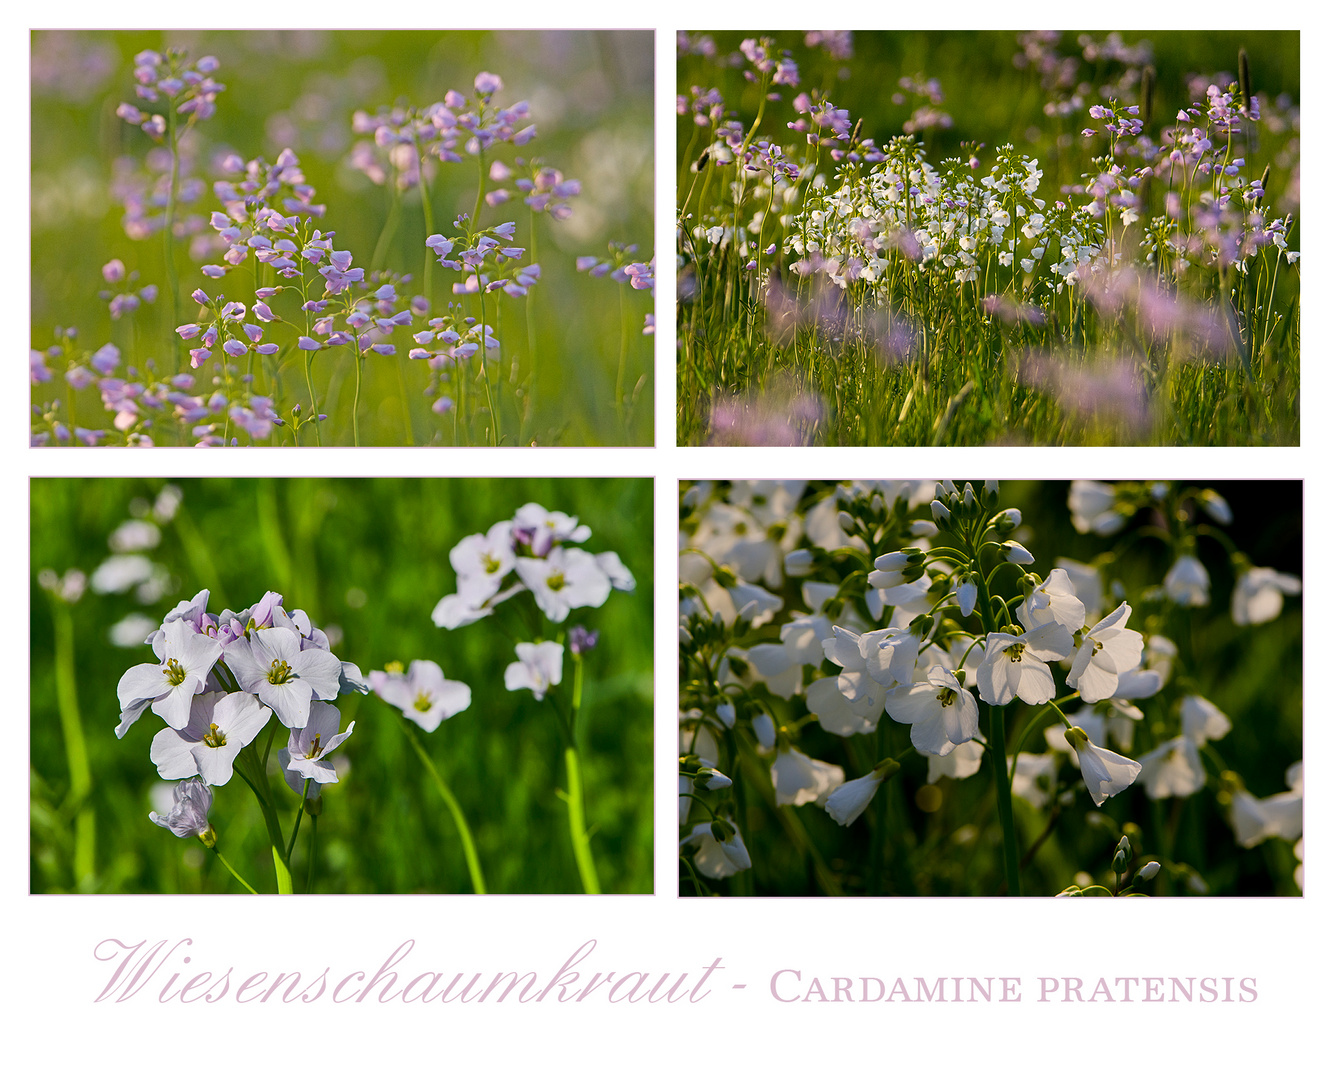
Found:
212,848 -> 258,894
52,602 -> 94,890
233,749 -> 292,893
397,716 -> 487,894
305,816 -> 318,893
563,653 -> 601,894
974,545 -> 1022,896
286,779 -> 311,861
351,343 -> 364,447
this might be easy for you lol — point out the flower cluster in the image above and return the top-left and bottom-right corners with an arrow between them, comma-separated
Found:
679,480 -> 1301,895
116,589 -> 365,850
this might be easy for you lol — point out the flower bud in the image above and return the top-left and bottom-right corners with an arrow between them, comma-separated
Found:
1004,541 -> 1035,565
1134,861 -> 1161,885
931,499 -> 951,526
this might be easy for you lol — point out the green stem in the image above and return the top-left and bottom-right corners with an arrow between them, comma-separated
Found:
234,751 -> 292,893
563,744 -> 601,894
351,344 -> 364,447
212,848 -> 258,894
286,779 -> 311,860
306,816 -> 318,893
974,544 -> 1022,897
52,602 -> 94,890
398,717 -> 487,894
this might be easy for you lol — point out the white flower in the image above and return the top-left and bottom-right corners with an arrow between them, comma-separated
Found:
884,666 -> 980,756
1055,558 -> 1104,622
1065,726 -> 1141,806
278,701 -> 354,791
503,641 -> 564,700
977,622 -> 1073,706
860,625 -> 923,691
150,691 -> 272,786
1230,784 -> 1302,848
825,771 -> 885,826
1180,695 -> 1230,746
449,521 -> 516,602
1231,567 -> 1301,625
725,579 -> 783,627
1066,602 -> 1144,703
116,620 -> 224,737
928,739 -> 985,782
226,626 -> 343,730
1009,753 -> 1057,808
771,748 -> 844,806
512,502 -> 591,553
1003,541 -> 1035,565
1017,567 -> 1086,632
1163,555 -> 1210,606
806,675 -> 884,736
681,821 -> 751,877
369,660 -> 472,732
1068,480 -> 1124,534
516,547 -> 612,623
1137,736 -> 1205,799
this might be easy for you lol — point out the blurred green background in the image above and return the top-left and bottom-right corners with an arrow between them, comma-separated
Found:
679,29 -> 1299,168
31,30 -> 654,445
692,480 -> 1301,897
31,477 -> 654,893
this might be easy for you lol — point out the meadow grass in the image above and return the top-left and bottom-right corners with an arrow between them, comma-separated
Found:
31,31 -> 654,447
677,31 -> 1299,446
31,477 -> 654,893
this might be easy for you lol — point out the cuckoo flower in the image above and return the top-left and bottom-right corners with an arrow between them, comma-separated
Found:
226,625 -> 343,728
149,690 -> 272,786
884,665 -> 980,755
1066,602 -> 1143,703
504,641 -> 564,701
116,619 -> 223,737
278,701 -> 355,791
368,660 -> 472,732
149,778 -> 215,842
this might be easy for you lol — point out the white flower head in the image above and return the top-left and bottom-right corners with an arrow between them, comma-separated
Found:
116,619 -> 224,737
1163,555 -> 1210,607
977,622 -> 1073,706
150,690 -> 272,786
1068,480 -> 1125,535
771,748 -> 844,806
681,820 -> 751,878
504,641 -> 564,701
1137,736 -> 1204,799
279,701 -> 354,792
370,660 -> 472,732
226,626 -> 343,729
1180,694 -> 1230,746
1066,602 -> 1144,703
1231,567 -> 1300,626
516,547 -> 612,623
884,665 -> 980,756
1066,726 -> 1141,806
449,521 -> 516,603
1017,568 -> 1086,633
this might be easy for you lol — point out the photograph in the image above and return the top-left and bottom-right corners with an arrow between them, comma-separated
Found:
31,477 -> 654,893
679,480 -> 1302,896
30,30 -> 655,447
677,31 -> 1299,446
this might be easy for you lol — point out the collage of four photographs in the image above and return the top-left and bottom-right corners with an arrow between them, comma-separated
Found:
27,30 -> 1301,904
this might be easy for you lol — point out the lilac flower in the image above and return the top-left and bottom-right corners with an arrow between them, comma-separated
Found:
569,626 -> 599,655
116,620 -> 223,737
225,626 -> 343,729
278,701 -> 355,791
149,778 -> 214,842
149,690 -> 272,786
515,547 -> 613,623
368,660 -> 472,733
504,641 -> 564,701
